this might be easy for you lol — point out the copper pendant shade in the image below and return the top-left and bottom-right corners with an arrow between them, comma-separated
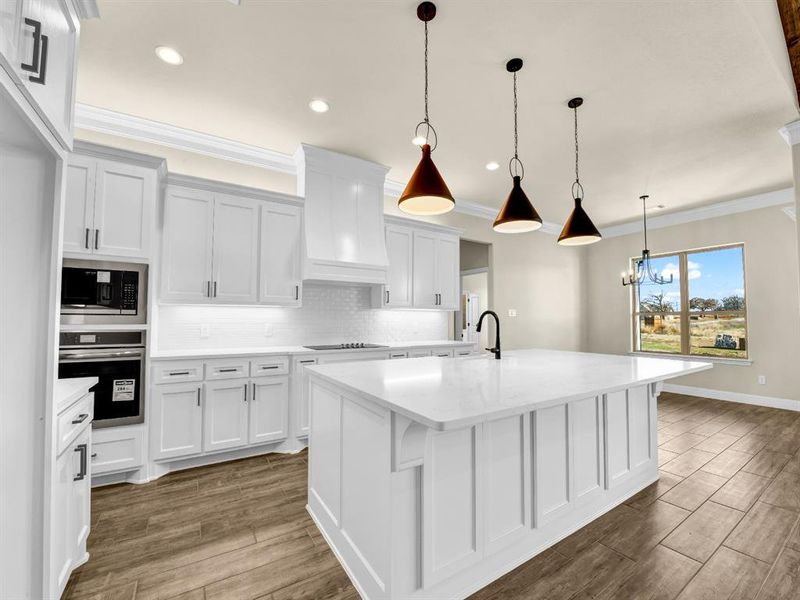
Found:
558,97 -> 601,246
399,144 -> 455,215
399,2 -> 454,216
493,175 -> 542,233
492,58 -> 542,233
557,197 -> 601,245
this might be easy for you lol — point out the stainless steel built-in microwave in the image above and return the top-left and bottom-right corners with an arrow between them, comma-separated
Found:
60,259 -> 147,325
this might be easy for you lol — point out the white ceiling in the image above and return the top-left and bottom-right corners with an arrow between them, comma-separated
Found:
77,0 -> 798,226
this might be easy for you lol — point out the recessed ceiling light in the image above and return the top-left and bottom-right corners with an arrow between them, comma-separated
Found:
155,46 -> 183,66
309,99 -> 330,113
485,161 -> 500,171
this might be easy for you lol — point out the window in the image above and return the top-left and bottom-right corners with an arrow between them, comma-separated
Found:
632,244 -> 747,359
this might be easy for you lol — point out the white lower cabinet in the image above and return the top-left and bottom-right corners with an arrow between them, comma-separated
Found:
52,424 -> 90,598
249,376 -> 289,444
91,425 -> 145,476
204,379 -> 249,452
151,382 -> 203,460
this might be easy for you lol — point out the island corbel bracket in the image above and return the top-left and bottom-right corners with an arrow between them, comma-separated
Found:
392,413 -> 430,472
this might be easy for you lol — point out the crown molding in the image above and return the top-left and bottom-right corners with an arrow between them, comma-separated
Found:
166,173 -> 303,206
785,205 -> 797,221
73,140 -> 166,175
779,120 -> 800,145
600,188 -> 794,239
75,103 -> 297,174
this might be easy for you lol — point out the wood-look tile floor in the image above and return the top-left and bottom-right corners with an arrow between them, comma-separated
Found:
64,393 -> 800,600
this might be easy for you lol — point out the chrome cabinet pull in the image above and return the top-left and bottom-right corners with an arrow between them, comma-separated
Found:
218,367 -> 238,373
251,382 -> 256,401
213,281 -> 217,298
243,383 -> 248,402
21,18 -> 48,85
197,387 -> 201,407
71,413 -> 89,424
385,290 -> 390,304
295,285 -> 299,300
169,370 -> 190,376
206,281 -> 210,297
85,228 -> 90,249
94,229 -> 99,250
73,443 -> 87,481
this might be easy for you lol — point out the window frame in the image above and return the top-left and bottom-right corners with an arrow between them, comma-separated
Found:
630,243 -> 748,360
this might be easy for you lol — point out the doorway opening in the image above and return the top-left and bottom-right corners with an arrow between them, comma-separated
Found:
456,240 -> 491,349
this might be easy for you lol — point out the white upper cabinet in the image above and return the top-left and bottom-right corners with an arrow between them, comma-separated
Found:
211,194 -> 259,304
93,159 -> 155,258
161,186 -> 215,302
63,146 -> 161,260
413,230 -> 439,309
0,0 -> 79,149
260,202 -> 302,306
435,233 -> 460,309
383,224 -> 413,308
160,175 -> 304,306
63,154 -> 94,254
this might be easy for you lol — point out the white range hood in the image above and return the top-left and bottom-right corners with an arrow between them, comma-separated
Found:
294,144 -> 389,285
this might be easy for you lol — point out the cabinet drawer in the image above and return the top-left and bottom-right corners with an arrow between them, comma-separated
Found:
455,348 -> 474,357
205,359 -> 249,380
250,356 -> 289,376
91,426 -> 144,475
433,349 -> 455,358
409,350 -> 432,358
57,392 -> 92,456
389,351 -> 409,359
153,361 -> 203,384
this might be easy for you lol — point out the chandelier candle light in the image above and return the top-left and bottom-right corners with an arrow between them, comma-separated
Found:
557,98 -> 602,245
398,1 -> 455,216
621,195 -> 674,286
492,58 -> 543,233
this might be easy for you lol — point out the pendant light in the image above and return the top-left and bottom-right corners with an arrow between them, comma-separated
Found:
492,58 -> 543,233
622,195 -> 673,286
398,2 -> 455,216
557,98 -> 602,246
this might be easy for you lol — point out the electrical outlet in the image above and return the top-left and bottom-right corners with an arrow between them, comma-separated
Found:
508,309 -> 518,317
757,375 -> 766,385
264,323 -> 273,337
200,324 -> 210,338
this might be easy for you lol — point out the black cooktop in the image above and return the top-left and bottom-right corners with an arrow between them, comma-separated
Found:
303,343 -> 389,351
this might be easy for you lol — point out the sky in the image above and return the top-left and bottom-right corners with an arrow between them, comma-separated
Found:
636,246 -> 745,309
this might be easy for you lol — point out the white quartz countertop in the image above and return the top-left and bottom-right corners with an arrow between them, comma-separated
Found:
149,340 -> 474,360
55,377 -> 98,413
306,349 -> 713,431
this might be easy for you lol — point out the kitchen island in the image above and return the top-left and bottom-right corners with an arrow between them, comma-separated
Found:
305,349 -> 712,600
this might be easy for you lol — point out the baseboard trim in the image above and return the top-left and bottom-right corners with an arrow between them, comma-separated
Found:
663,383 -> 799,412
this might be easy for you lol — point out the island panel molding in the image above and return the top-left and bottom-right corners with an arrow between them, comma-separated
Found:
306,350 -> 708,599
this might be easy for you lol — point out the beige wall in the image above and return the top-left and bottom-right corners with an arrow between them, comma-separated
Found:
585,206 -> 800,401
460,239 -> 489,272
793,144 -> 800,298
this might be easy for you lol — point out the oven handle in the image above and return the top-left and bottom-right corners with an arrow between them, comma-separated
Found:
59,349 -> 144,361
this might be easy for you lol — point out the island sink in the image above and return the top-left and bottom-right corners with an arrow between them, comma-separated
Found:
305,349 -> 711,599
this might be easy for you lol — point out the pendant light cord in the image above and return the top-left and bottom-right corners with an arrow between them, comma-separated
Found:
641,195 -> 648,251
513,71 -> 518,161
424,20 -> 429,125
574,106 -> 579,185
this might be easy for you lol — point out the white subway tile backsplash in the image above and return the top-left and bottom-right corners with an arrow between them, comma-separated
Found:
155,284 -> 449,351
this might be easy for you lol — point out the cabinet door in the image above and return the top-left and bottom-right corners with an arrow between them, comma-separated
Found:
204,379 -> 249,452
412,230 -> 438,308
0,0 -> 23,70
63,155 -> 95,254
249,376 -> 289,445
161,186 -> 214,302
92,159 -> 155,258
70,428 -> 90,560
436,234 -> 460,309
150,383 -> 203,460
52,445 -> 73,596
385,225 -> 413,307
16,0 -> 78,147
212,194 -> 259,304
259,201 -> 302,306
